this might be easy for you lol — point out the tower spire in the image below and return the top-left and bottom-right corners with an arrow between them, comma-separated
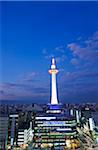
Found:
52,57 -> 55,65
49,58 -> 59,105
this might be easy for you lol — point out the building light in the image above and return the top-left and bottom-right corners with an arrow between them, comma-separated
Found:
36,117 -> 56,120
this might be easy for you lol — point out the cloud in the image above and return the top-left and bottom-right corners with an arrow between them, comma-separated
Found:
0,81 -> 50,101
59,84 -> 98,103
70,58 -> 79,66
58,69 -> 98,103
0,83 -> 22,89
68,43 -> 98,61
55,46 -> 65,53
22,72 -> 39,82
0,90 -> 4,95
42,45 -> 67,64
92,31 -> 98,40
55,55 -> 67,64
0,87 -> 17,100
67,31 -> 98,64
61,70 -> 98,82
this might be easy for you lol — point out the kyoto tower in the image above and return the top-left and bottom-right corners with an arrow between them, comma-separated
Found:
49,58 -> 59,105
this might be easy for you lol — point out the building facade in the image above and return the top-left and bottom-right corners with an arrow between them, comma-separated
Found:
34,114 -> 79,149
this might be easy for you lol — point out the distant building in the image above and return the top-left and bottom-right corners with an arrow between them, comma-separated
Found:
70,109 -> 81,124
92,112 -> 98,144
0,114 -> 9,150
81,107 -> 92,119
9,113 -> 19,148
22,104 -> 43,113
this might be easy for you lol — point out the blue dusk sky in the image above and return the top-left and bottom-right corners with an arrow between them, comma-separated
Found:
0,1 -> 98,104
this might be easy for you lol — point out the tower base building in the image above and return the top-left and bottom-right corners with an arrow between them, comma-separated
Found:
34,113 -> 79,149
33,58 -> 80,149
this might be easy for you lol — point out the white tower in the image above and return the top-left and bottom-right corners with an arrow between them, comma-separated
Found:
49,58 -> 59,105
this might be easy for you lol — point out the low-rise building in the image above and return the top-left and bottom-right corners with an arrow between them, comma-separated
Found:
17,122 -> 34,146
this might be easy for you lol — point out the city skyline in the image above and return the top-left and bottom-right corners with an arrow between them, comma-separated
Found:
0,1 -> 98,103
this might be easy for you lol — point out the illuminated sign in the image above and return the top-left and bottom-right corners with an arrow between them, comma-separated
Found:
42,121 -> 66,126
56,128 -> 72,131
37,120 -> 77,127
36,117 -> 56,120
10,114 -> 18,117
47,110 -> 61,113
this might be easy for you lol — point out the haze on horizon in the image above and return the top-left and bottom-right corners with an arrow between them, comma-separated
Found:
0,1 -> 98,104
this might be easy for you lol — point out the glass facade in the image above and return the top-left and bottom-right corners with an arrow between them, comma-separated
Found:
33,114 -> 78,148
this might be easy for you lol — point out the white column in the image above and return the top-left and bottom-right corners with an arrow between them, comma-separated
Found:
70,109 -> 74,116
76,110 -> 79,123
51,73 -> 58,105
89,118 -> 95,131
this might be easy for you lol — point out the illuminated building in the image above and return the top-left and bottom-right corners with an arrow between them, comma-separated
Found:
9,114 -> 19,148
33,58 -> 79,149
89,117 -> 95,131
34,115 -> 78,148
94,126 -> 98,144
90,113 -> 98,144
